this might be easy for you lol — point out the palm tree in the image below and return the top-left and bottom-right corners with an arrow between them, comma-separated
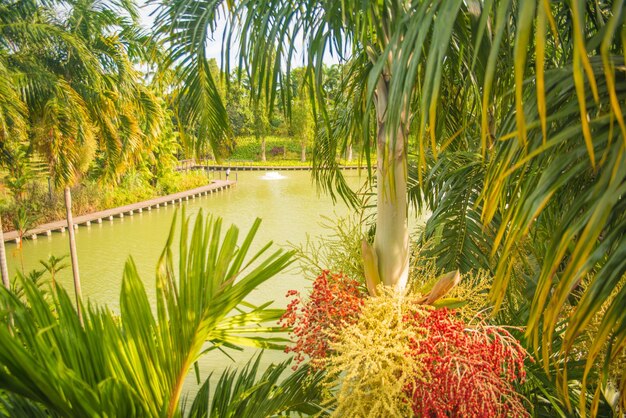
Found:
2,0 -> 166,316
155,0 -> 625,414
155,1 -> 415,289
0,31 -> 28,290
39,254 -> 69,291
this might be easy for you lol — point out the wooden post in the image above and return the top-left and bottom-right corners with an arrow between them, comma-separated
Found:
64,187 -> 84,325
0,215 -> 10,289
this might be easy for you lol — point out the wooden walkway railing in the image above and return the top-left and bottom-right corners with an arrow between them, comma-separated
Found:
4,180 -> 235,243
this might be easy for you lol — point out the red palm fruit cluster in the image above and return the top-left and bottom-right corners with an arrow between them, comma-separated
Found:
406,308 -> 530,418
280,270 -> 365,369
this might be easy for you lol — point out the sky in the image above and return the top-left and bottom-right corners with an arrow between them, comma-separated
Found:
138,1 -> 228,65
137,1 -> 340,68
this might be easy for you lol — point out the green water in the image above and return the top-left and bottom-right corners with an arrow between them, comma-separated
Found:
5,170 -> 365,396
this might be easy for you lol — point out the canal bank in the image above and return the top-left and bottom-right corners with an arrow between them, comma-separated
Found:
3,180 -> 235,243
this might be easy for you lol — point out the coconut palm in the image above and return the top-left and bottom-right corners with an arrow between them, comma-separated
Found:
1,0 -> 167,317
155,0 -> 625,414
0,212 -> 324,416
0,24 -> 28,290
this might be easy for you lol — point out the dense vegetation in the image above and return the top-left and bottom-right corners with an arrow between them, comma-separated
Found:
0,0 -> 326,233
0,0 -> 625,416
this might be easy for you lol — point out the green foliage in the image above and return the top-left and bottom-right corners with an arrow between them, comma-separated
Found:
290,97 -> 314,161
410,152 -> 498,274
0,211 -> 293,416
39,254 -> 68,290
2,0 -> 165,186
229,136 -> 302,161
0,170 -> 208,232
225,80 -> 253,137
157,170 -> 208,195
190,354 -> 327,418
292,214 -> 366,283
252,100 -> 270,140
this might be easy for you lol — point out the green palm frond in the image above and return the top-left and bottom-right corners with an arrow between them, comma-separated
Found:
0,392 -> 58,418
484,57 -> 626,411
412,151 -> 498,274
152,0 -> 231,159
312,52 -> 375,207
151,1 -> 626,413
2,0 -> 167,186
497,292 -> 618,417
0,212 -> 293,416
0,59 -> 27,148
185,354 -> 327,418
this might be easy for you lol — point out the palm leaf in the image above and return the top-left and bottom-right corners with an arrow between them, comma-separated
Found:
412,151 -> 498,274
0,212 -> 293,416
201,354 -> 327,418
484,57 -> 626,412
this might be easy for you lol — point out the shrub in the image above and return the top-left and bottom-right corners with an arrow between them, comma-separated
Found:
269,146 -> 284,156
280,270 -> 365,369
292,214 -> 366,282
157,170 -> 208,195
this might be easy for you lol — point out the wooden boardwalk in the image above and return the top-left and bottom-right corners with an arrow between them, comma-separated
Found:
3,180 -> 235,243
191,164 -> 360,171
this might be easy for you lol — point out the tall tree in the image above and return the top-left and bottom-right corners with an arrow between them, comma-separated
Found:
1,0 -> 164,312
156,1 -> 424,289
290,97 -> 314,162
252,99 -> 269,161
0,25 -> 28,289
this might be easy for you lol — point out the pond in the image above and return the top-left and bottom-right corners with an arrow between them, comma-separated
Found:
5,170 -> 370,394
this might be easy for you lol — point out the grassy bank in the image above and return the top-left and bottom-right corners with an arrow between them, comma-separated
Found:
211,135 -> 361,166
0,171 -> 209,233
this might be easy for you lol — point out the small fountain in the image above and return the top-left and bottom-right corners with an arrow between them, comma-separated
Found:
261,171 -> 287,180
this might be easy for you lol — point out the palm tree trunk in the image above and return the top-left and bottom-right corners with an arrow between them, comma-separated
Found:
346,144 -> 353,162
373,77 -> 409,290
0,215 -> 10,289
261,137 -> 266,162
301,142 -> 306,162
64,186 -> 83,324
